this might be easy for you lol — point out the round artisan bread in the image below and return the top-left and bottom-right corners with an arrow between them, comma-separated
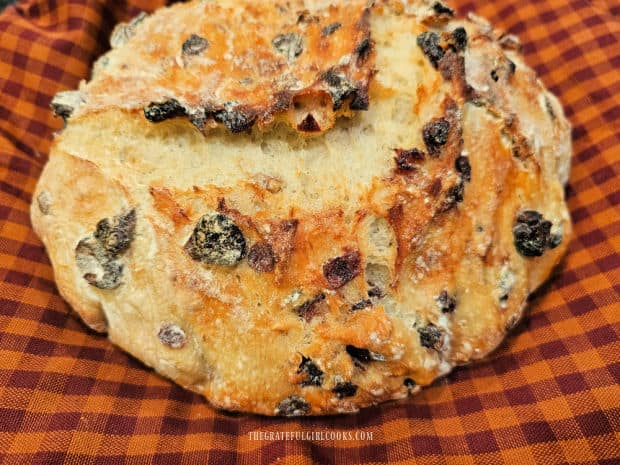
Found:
31,0 -> 571,415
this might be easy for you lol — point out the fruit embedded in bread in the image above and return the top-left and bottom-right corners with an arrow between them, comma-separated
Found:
33,0 -> 572,416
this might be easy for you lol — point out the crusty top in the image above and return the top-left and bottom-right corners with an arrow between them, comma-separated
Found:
59,0 -> 376,134
37,0 -> 572,416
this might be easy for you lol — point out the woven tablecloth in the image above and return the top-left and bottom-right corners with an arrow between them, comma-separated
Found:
0,0 -> 618,463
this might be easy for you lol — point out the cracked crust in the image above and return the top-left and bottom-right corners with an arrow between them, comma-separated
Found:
34,0 -> 572,415
67,0 -> 375,135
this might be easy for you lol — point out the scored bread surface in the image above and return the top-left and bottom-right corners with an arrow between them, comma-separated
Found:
32,0 -> 572,415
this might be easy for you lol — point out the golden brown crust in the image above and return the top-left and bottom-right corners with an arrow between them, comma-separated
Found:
35,0 -> 572,416
68,0 -> 376,135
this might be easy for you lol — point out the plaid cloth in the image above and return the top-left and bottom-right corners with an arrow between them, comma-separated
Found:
0,0 -> 618,463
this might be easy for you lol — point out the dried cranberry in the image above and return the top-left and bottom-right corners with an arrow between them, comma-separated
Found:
417,31 -> 444,68
144,99 -> 186,123
355,38 -> 372,63
248,242 -> 275,272
276,396 -> 310,416
451,27 -> 467,51
351,299 -> 372,311
297,356 -> 324,387
513,210 -> 553,257
508,59 -> 516,75
94,209 -> 136,256
349,87 -> 369,111
321,22 -> 341,37
423,118 -> 450,155
182,34 -> 209,56
294,293 -> 326,322
418,324 -> 444,351
437,290 -> 456,313
76,209 -> 136,290
455,155 -> 471,182
323,251 -> 361,289
346,345 -> 384,364
432,1 -> 454,16
332,381 -> 357,398
346,345 -> 372,363
441,181 -> 464,210
394,148 -> 425,171
428,178 -> 442,196
158,323 -> 186,349
272,32 -> 304,61
322,69 -> 358,110
76,238 -> 124,290
213,106 -> 256,133
368,286 -> 383,298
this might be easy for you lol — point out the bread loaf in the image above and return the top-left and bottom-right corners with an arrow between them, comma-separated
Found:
32,0 -> 571,415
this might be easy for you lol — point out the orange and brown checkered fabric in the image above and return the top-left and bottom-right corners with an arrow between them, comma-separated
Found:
0,0 -> 618,463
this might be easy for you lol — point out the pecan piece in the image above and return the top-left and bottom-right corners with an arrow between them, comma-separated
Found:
418,323 -> 444,351
185,213 -> 246,266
